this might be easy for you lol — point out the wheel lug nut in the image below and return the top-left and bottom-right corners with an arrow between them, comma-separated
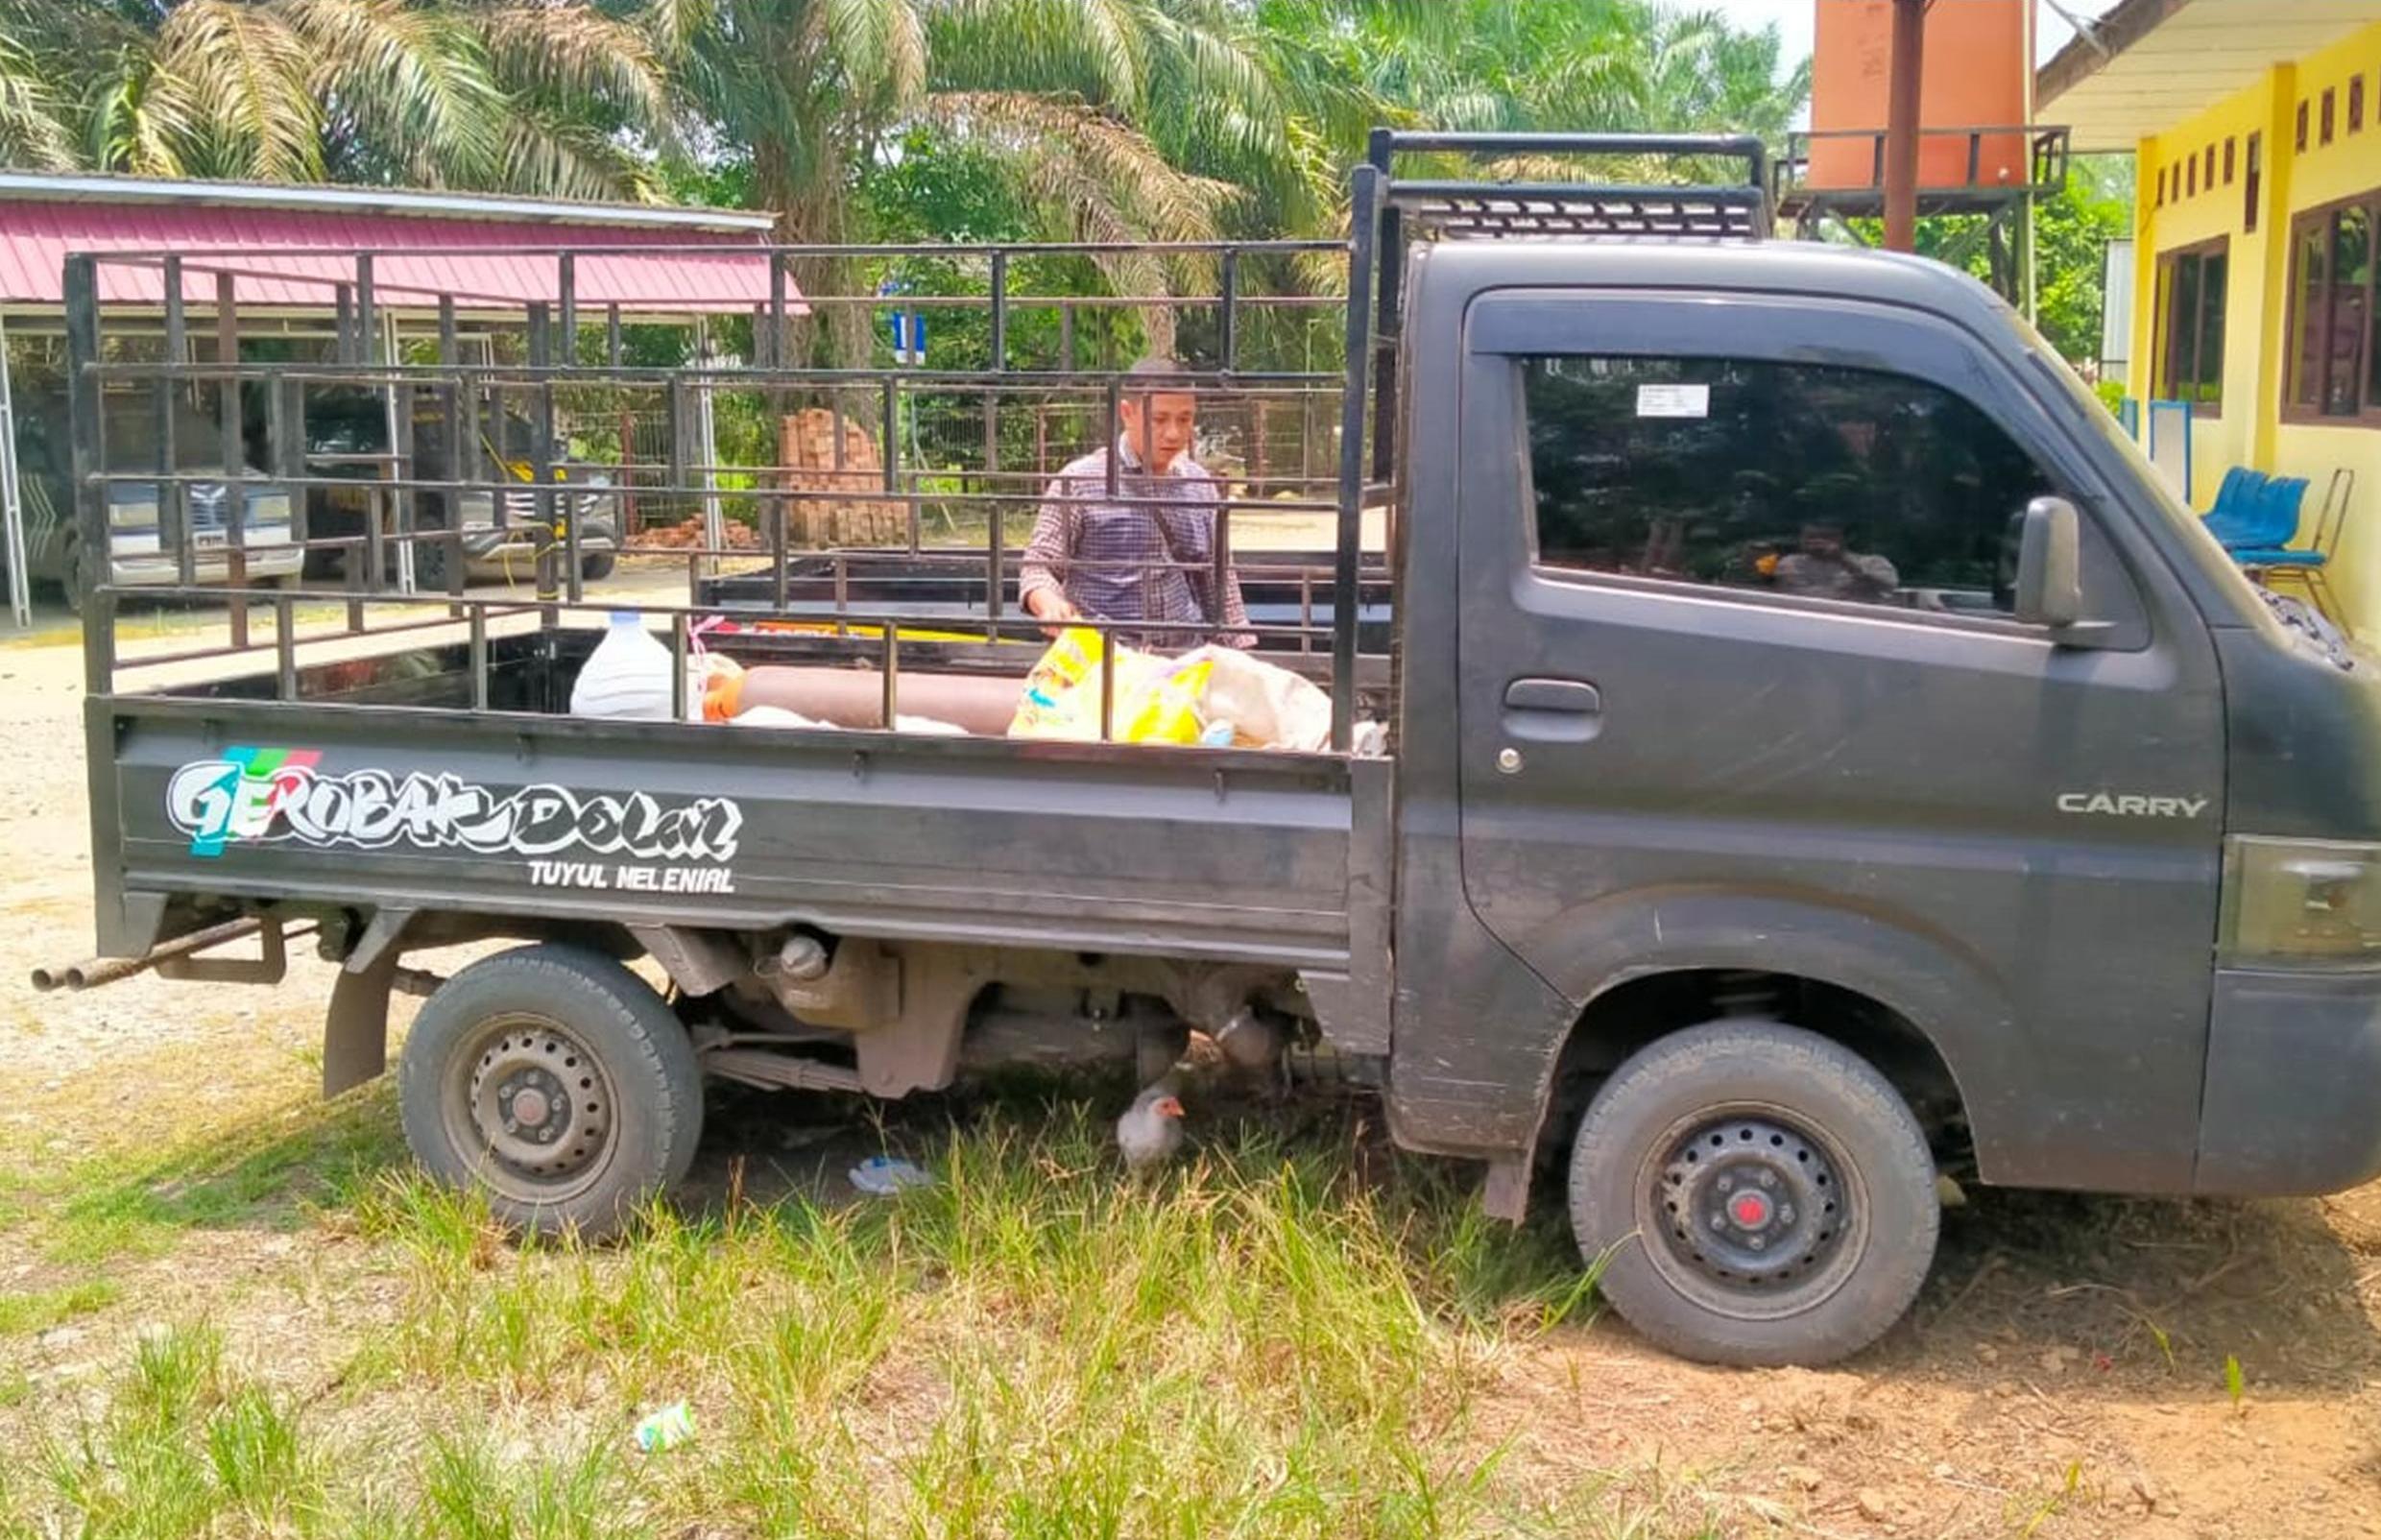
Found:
1716,1176 -> 1733,1193
1781,1205 -> 1796,1224
1748,1235 -> 1767,1250
1757,1171 -> 1776,1190
1710,1214 -> 1726,1232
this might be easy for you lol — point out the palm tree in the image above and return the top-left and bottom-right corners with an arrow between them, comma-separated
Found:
0,28 -> 78,170
646,0 -> 1303,362
0,0 -> 674,200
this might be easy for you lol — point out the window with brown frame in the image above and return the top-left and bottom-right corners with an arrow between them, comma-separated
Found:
2299,99 -> 2310,151
2225,136 -> 2236,184
2187,156 -> 2198,197
2204,144 -> 2217,188
2156,237 -> 2228,411
2323,87 -> 2337,144
2286,189 -> 2381,422
2353,75 -> 2367,133
2246,133 -> 2262,230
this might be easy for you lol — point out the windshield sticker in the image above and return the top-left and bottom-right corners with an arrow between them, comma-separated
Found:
167,748 -> 744,882
1634,383 -> 1710,419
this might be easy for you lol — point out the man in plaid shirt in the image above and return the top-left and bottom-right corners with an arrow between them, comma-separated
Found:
1020,358 -> 1253,650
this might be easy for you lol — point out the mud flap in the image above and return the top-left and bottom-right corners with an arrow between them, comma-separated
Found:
1482,1153 -> 1532,1223
324,951 -> 397,1098
323,908 -> 412,1099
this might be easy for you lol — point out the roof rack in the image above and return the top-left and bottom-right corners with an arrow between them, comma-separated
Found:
1364,130 -> 1773,242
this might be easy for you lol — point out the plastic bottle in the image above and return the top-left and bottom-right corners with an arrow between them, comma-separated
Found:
570,612 -> 699,721
632,1401 -> 695,1453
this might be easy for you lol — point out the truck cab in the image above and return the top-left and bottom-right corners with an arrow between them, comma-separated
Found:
1375,232 -> 2381,1360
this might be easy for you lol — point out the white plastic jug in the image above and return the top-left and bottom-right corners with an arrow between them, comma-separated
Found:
570,612 -> 700,721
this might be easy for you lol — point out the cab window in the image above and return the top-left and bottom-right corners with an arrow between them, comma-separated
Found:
1523,355 -> 2057,616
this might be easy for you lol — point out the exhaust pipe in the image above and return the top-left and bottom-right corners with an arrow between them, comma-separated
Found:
31,917 -> 282,993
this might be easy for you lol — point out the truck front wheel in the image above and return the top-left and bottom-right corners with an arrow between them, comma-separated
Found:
1566,1021 -> 1937,1367
398,944 -> 703,1239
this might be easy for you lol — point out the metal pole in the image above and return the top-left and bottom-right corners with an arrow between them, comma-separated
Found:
1330,165 -> 1381,753
381,311 -> 411,593
63,256 -> 111,694
694,317 -> 722,576
217,271 -> 248,648
1882,0 -> 1925,253
0,312 -> 31,629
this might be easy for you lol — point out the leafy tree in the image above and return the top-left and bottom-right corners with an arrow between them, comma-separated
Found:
0,0 -> 672,198
1842,156 -> 2133,366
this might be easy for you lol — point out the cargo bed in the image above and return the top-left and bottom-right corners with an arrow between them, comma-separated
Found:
98,628 -> 1368,968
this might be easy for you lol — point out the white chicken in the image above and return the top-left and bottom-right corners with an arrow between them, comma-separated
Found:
1116,1081 -> 1187,1171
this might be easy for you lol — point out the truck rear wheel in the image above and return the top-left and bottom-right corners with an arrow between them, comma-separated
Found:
1566,1021 -> 1936,1367
397,944 -> 703,1239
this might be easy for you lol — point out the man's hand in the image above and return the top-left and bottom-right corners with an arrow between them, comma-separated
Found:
1024,588 -> 1081,637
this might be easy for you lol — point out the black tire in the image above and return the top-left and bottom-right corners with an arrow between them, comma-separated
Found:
397,943 -> 703,1239
580,550 -> 617,582
1567,1021 -> 1937,1367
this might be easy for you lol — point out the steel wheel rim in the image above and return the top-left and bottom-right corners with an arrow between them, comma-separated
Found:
1633,1100 -> 1868,1322
440,1012 -> 618,1204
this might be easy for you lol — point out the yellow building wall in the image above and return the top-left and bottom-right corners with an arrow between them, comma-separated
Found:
2271,22 -> 2381,637
2126,19 -> 2381,636
2127,74 -> 2277,502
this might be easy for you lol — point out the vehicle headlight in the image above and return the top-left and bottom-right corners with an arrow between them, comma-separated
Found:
2222,836 -> 2381,964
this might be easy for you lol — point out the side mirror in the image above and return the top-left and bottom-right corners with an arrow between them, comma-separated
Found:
2012,494 -> 2083,629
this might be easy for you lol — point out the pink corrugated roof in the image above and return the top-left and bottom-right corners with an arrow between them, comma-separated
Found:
0,198 -> 799,315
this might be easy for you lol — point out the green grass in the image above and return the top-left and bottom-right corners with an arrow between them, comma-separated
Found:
32,1082 -> 404,1266
5,1095 -> 1700,1538
0,1281 -> 120,1339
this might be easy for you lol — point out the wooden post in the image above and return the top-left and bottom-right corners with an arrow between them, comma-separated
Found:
619,409 -> 638,536
1883,0 -> 1925,253
1254,397 -> 1271,493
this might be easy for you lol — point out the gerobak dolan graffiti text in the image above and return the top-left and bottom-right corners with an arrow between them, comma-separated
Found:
166,747 -> 741,894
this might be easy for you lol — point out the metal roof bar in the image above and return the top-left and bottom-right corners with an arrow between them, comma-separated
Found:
0,170 -> 777,230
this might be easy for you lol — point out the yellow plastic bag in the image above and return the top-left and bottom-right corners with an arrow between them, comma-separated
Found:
1009,628 -> 1215,744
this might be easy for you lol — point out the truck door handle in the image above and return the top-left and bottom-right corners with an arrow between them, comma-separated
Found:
1502,677 -> 1602,742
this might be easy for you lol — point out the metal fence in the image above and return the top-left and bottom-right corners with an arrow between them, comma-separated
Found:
61,237 -> 1373,747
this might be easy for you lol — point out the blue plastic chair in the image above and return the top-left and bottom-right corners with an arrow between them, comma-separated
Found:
2201,468 -> 2271,546
2233,470 -> 2354,622
2213,475 -> 2308,556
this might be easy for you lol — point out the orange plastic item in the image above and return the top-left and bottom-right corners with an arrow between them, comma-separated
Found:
1809,0 -> 2030,193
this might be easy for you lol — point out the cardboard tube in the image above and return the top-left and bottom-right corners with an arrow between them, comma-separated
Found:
730,664 -> 1023,735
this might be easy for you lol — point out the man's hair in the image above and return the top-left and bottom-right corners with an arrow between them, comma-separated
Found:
1114,356 -> 1190,393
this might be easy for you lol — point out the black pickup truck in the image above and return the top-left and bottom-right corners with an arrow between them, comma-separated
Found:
53,133 -> 2381,1367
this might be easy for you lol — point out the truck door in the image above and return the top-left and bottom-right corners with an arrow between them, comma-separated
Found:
1452,290 -> 2227,1191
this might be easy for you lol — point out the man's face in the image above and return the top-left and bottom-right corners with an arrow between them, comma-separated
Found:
1120,390 -> 1197,471
1799,524 -> 1846,558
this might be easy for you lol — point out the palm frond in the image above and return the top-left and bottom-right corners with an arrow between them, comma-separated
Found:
926,0 -> 1146,108
822,0 -> 926,108
149,0 -> 324,180
87,50 -> 193,176
276,0 -> 505,185
479,4 -> 674,137
491,108 -> 661,202
638,0 -> 717,60
0,29 -> 80,169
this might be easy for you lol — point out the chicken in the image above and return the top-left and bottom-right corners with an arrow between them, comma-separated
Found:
1117,1081 -> 1187,1171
